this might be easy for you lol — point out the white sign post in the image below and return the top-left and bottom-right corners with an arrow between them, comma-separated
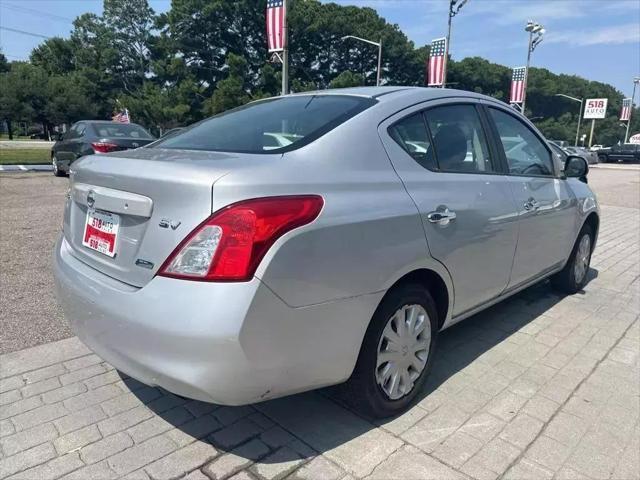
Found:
583,98 -> 608,147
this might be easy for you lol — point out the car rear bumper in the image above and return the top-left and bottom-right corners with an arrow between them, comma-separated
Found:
54,235 -> 381,405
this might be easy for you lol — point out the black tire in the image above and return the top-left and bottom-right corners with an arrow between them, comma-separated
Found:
52,156 -> 65,177
552,224 -> 593,294
598,154 -> 608,163
342,283 -> 439,418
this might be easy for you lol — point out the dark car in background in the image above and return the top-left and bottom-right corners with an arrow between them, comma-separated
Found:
565,146 -> 598,165
51,121 -> 155,176
598,143 -> 640,163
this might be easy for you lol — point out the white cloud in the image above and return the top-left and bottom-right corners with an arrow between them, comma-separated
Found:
545,23 -> 640,46
468,1 -> 586,24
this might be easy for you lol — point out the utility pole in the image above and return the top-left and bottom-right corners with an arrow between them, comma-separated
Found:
624,77 -> 640,143
443,0 -> 469,88
281,0 -> 289,95
522,20 -> 545,114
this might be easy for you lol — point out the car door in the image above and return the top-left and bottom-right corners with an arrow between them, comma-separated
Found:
379,101 -> 520,317
69,122 -> 88,161
485,106 -> 578,289
54,124 -> 78,163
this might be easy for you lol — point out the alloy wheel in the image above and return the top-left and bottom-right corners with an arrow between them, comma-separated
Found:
376,304 -> 431,400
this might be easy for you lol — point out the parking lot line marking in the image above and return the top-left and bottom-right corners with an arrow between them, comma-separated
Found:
17,165 -> 28,171
0,165 -> 4,171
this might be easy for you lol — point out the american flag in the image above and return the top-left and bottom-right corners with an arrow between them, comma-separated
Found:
112,109 -> 130,123
266,0 -> 285,52
620,98 -> 632,121
510,67 -> 527,104
427,37 -> 447,86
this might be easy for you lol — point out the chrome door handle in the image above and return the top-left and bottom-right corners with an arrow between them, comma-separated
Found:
427,209 -> 457,225
524,198 -> 539,211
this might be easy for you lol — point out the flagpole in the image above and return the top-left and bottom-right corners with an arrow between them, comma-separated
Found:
624,78 -> 639,143
281,0 -> 289,96
443,5 -> 452,89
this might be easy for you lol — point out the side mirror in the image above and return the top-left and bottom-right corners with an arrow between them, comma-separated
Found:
565,155 -> 588,183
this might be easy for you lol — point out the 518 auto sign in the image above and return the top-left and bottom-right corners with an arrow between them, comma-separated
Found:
583,98 -> 608,119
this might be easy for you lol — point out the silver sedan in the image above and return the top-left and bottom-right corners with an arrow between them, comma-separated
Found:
54,87 -> 598,417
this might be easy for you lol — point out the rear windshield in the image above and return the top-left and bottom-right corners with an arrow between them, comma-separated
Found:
92,124 -> 153,139
152,95 -> 376,153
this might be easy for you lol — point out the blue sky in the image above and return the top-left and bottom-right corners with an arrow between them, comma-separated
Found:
1,0 -> 638,97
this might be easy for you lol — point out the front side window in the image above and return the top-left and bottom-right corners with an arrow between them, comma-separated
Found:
489,108 -> 554,176
153,95 -> 375,154
424,105 -> 495,173
388,113 -> 436,170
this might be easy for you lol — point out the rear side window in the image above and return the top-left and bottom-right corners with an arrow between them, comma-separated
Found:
388,113 -> 437,170
154,95 -> 376,154
425,105 -> 495,173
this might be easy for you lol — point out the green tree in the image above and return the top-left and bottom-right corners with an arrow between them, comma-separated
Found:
0,63 -> 48,130
0,53 -> 9,73
204,53 -> 252,115
329,70 -> 364,89
30,38 -> 76,75
45,73 -> 98,126
103,0 -> 155,90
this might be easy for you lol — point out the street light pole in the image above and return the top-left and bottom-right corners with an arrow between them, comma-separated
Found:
443,0 -> 469,89
554,94 -> 583,146
341,35 -> 383,86
624,77 -> 640,143
523,31 -> 533,112
522,20 -> 544,114
281,0 -> 289,95
376,39 -> 382,87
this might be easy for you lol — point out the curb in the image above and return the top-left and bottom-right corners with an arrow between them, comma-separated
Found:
0,164 -> 53,172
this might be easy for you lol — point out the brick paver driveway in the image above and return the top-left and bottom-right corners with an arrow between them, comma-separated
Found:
1,203 -> 639,480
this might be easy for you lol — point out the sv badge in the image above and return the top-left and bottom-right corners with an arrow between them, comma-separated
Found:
159,219 -> 181,230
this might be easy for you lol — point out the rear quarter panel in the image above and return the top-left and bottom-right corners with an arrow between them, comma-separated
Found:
211,108 -> 452,308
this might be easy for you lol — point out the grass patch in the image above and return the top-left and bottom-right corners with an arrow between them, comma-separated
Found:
0,148 -> 51,164
0,135 -> 33,141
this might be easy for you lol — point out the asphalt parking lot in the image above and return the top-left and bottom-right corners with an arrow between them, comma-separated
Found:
0,167 -> 638,479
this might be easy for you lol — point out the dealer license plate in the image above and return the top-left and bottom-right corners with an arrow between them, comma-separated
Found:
82,209 -> 120,257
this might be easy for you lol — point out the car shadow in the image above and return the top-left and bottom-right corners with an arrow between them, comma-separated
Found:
123,268 -> 599,463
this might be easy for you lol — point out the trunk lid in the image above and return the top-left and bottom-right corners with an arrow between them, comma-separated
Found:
65,148 -> 277,287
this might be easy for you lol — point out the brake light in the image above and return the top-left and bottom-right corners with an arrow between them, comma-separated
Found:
91,142 -> 119,153
158,195 -> 324,282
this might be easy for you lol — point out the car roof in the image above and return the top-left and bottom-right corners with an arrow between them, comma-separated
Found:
80,121 -> 145,127
288,86 -> 498,103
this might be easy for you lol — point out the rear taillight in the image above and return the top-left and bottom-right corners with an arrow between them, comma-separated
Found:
158,195 -> 324,282
91,142 -> 119,153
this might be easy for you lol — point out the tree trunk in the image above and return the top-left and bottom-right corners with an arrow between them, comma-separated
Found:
7,119 -> 13,140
